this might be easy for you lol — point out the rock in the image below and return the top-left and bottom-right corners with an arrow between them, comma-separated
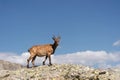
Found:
0,63 -> 120,80
0,70 -> 10,79
99,71 -> 106,75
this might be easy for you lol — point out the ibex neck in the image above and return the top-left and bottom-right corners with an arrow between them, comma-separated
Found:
52,42 -> 58,54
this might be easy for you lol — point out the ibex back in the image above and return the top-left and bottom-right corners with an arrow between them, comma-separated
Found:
27,36 -> 60,68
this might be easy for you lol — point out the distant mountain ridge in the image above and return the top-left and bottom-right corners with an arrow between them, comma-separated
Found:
0,60 -> 22,70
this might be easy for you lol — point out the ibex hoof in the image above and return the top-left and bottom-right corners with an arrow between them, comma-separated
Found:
43,62 -> 45,65
48,64 -> 52,66
27,65 -> 29,68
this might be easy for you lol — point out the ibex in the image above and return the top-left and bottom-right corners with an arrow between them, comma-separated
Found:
27,36 -> 60,68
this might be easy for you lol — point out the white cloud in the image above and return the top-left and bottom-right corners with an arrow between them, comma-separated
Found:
0,51 -> 120,68
52,51 -> 120,68
0,52 -> 29,65
113,40 -> 120,46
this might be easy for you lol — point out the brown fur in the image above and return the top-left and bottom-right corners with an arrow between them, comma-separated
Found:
27,36 -> 60,68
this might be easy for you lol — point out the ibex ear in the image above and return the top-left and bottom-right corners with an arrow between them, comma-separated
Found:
57,36 -> 61,40
52,35 -> 56,40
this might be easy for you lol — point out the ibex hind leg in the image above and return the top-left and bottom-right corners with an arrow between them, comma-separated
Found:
32,56 -> 36,68
27,56 -> 33,68
27,57 -> 31,68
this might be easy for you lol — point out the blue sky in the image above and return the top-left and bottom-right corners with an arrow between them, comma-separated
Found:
0,0 -> 120,67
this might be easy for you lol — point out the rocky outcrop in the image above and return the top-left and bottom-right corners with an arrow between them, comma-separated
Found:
0,60 -> 22,70
0,64 -> 120,80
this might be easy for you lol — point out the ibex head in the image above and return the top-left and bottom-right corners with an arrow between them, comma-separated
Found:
52,35 -> 61,44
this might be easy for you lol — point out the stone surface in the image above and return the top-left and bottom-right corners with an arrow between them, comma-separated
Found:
0,63 -> 120,80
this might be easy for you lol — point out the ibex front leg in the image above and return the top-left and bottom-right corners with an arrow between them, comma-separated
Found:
43,55 -> 48,65
48,55 -> 52,66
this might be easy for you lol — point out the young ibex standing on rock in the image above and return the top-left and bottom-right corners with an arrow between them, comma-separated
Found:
27,36 -> 60,68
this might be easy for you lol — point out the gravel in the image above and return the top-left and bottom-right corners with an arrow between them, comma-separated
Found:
0,64 -> 120,80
